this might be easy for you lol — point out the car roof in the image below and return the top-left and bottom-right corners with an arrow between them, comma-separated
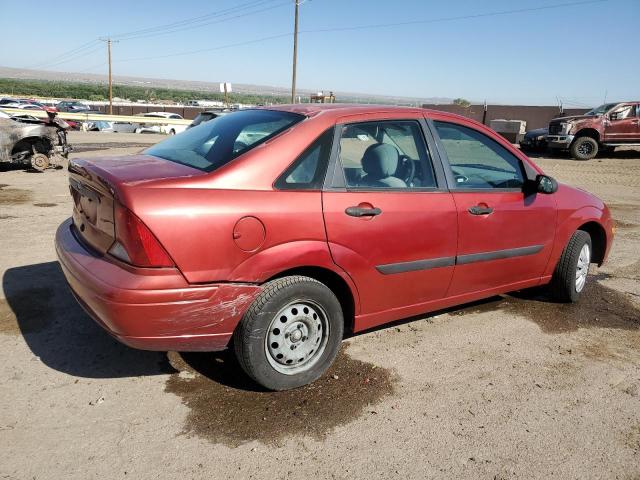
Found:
261,103 -> 476,125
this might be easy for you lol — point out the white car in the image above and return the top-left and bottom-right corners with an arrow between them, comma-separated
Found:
135,112 -> 187,135
2,102 -> 41,110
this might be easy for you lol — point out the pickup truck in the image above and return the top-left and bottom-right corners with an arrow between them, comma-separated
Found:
546,102 -> 640,160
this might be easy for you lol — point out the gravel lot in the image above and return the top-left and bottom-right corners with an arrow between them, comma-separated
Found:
1,132 -> 639,479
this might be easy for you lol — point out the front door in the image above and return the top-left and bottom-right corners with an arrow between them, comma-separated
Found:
322,119 -> 457,327
431,120 -> 556,297
604,104 -> 640,142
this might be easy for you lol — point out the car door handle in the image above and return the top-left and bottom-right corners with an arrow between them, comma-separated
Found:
345,206 -> 382,217
468,205 -> 493,215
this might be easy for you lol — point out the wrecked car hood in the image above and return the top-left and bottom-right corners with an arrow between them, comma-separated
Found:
549,114 -> 599,124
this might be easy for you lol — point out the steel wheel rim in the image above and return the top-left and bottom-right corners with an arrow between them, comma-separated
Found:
265,299 -> 329,375
575,243 -> 590,292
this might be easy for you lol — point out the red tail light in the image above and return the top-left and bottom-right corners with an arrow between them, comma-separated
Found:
109,203 -> 174,267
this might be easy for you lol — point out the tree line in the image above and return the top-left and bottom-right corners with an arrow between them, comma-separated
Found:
0,77 -> 288,105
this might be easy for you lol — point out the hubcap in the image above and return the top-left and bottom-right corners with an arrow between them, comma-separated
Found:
575,243 -> 590,292
265,300 -> 329,375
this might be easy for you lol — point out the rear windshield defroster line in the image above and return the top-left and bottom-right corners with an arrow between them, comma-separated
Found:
144,109 -> 305,172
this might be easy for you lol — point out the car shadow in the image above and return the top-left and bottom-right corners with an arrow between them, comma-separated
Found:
1,261 -> 176,378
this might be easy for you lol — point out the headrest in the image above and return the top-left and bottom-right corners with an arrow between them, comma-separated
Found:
362,144 -> 399,179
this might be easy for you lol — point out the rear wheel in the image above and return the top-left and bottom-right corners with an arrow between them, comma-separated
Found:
233,275 -> 344,390
550,230 -> 592,302
570,136 -> 598,160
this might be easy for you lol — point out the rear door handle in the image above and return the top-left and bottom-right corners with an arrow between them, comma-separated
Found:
345,206 -> 382,217
468,205 -> 493,215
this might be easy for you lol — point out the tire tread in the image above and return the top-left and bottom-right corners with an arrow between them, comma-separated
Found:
550,230 -> 591,302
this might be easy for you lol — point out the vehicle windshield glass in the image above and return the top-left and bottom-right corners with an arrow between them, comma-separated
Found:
585,103 -> 617,116
145,109 -> 304,172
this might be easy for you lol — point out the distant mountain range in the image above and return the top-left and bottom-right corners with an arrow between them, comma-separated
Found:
0,66 -> 454,105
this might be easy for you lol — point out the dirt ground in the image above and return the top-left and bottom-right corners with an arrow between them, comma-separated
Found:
0,131 -> 639,479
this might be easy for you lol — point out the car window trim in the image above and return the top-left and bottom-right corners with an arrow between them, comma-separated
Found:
323,118 -> 448,193
427,118 -> 528,192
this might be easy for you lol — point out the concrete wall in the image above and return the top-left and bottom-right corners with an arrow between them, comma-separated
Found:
421,104 -> 590,131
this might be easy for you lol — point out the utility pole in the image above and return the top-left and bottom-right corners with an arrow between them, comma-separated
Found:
107,39 -> 113,114
290,0 -> 299,104
100,38 -> 115,114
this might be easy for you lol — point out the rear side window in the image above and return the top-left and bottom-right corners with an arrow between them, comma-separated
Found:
275,128 -> 334,190
338,120 -> 436,189
145,110 -> 304,172
434,121 -> 525,189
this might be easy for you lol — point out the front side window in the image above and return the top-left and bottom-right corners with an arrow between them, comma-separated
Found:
610,104 -> 635,121
338,120 -> 436,189
434,121 -> 525,189
145,109 -> 304,172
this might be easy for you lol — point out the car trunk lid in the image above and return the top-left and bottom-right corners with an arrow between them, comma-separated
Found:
68,154 -> 205,254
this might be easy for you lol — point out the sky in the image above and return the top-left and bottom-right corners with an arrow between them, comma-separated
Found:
0,0 -> 638,105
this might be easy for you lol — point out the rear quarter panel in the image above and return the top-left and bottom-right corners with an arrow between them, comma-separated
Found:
125,188 -> 331,284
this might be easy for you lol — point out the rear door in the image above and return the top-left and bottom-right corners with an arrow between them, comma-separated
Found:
604,104 -> 639,142
322,118 -> 457,327
430,119 -> 556,297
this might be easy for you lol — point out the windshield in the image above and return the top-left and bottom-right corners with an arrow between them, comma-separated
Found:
145,109 -> 304,172
585,103 -> 617,116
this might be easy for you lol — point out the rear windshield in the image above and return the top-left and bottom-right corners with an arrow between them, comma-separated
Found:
145,109 -> 304,172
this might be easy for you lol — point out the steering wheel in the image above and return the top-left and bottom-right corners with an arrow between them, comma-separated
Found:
397,155 -> 416,185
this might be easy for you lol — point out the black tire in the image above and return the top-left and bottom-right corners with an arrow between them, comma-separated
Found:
570,136 -> 598,160
550,230 -> 592,303
233,275 -> 344,390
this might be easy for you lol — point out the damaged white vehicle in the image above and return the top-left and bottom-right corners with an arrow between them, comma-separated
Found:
0,113 -> 71,171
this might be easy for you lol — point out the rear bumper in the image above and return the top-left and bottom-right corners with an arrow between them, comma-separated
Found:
55,219 -> 262,351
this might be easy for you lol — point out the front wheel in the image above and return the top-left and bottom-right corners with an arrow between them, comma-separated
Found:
550,230 -> 592,302
570,136 -> 598,160
233,276 -> 344,390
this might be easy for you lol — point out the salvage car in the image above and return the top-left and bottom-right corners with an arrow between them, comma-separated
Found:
519,127 -> 548,152
187,110 -> 228,129
56,101 -> 90,112
135,112 -> 187,135
0,113 -> 71,170
55,105 -> 614,390
547,102 -> 640,159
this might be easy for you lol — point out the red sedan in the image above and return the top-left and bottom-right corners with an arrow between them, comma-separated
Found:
55,105 -> 614,390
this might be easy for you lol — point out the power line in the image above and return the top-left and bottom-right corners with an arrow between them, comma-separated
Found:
115,33 -> 293,63
22,0 -> 283,70
29,0 -> 610,85
111,0 -> 284,40
26,40 -> 101,69
115,1 -> 291,42
31,44 -> 105,70
301,0 -> 607,34
109,0 -> 608,66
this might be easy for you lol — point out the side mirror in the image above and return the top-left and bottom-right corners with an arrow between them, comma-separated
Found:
536,174 -> 558,194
